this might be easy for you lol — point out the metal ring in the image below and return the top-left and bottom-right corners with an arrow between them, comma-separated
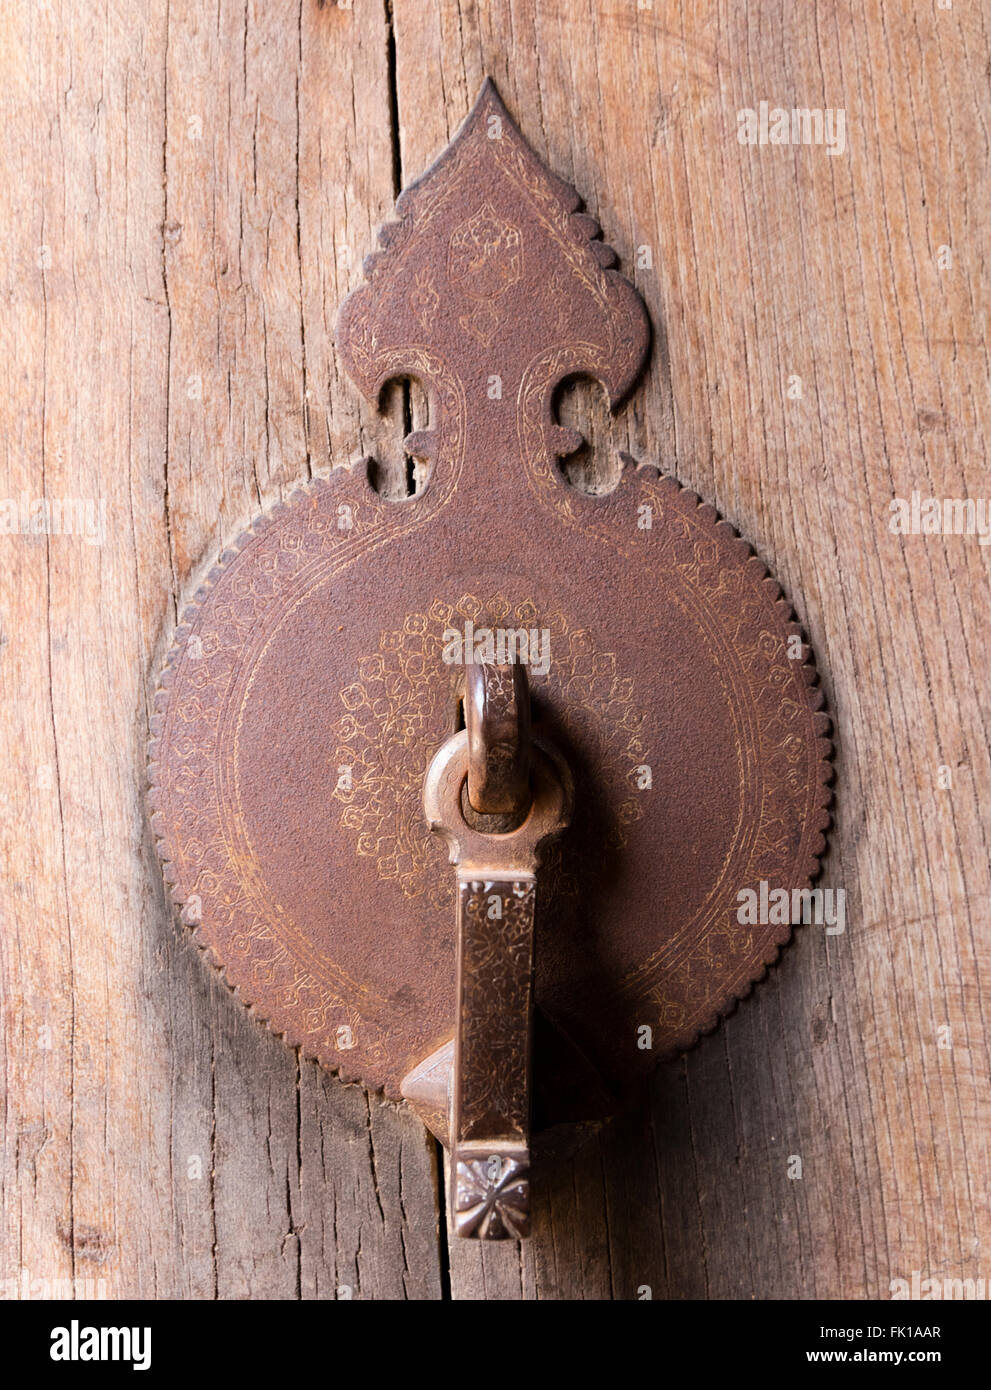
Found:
464,662 -> 531,817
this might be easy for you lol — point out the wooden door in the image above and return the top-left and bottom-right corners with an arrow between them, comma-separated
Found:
3,0 -> 989,1301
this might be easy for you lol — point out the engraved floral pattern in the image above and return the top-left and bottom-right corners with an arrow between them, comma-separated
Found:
454,1154 -> 530,1239
329,594 -> 649,908
409,268 -> 440,334
448,202 -> 523,344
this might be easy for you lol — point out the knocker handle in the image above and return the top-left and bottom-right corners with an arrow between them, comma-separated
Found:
421,665 -> 571,1238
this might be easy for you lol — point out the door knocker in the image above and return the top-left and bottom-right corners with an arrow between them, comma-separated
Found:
148,80 -> 832,1240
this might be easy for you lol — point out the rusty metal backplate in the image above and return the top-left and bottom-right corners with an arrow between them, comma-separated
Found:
148,81 -> 831,1102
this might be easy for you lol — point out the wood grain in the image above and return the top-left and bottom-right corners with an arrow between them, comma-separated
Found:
2,0 -> 989,1300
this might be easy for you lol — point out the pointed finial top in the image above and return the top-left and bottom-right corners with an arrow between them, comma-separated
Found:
336,77 -> 649,489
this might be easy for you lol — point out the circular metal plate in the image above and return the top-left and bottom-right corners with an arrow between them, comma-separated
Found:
148,467 -> 831,1100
